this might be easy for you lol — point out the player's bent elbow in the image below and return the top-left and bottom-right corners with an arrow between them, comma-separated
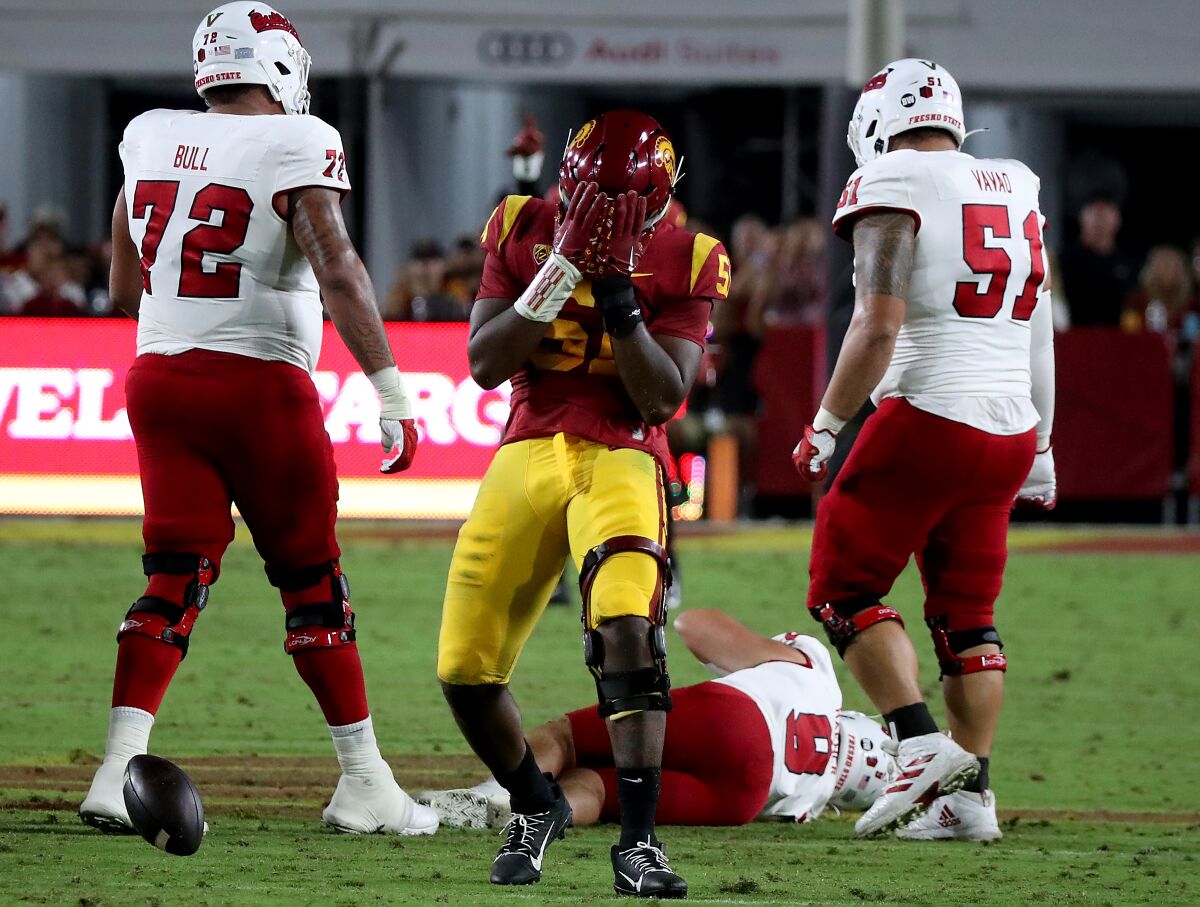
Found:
467,351 -> 507,390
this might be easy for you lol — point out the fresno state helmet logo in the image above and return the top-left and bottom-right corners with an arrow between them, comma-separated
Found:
571,119 -> 596,150
862,68 -> 892,93
249,9 -> 302,43
654,136 -> 676,184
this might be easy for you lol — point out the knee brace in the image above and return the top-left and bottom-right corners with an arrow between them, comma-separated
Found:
926,616 -> 1007,677
809,597 -> 904,657
117,552 -> 215,658
267,560 -> 356,654
579,535 -> 670,629
583,622 -> 672,717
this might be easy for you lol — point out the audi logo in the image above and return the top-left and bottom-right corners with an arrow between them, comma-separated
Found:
478,30 -> 574,66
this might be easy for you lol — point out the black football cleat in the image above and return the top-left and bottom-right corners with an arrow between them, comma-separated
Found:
612,837 -> 688,898
489,786 -> 572,885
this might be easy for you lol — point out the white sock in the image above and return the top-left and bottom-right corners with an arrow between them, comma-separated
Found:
329,715 -> 390,777
104,707 -> 154,763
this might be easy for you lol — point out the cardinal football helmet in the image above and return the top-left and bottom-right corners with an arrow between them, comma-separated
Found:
193,2 -> 311,116
847,58 -> 965,167
828,711 -> 893,812
558,110 -> 680,231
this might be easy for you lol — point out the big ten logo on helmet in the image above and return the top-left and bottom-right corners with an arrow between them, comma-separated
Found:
653,136 -> 676,184
478,30 -> 574,67
311,372 -> 511,448
571,119 -> 596,149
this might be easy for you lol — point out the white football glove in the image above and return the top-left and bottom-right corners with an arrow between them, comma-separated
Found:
1015,446 -> 1056,511
369,367 -> 418,473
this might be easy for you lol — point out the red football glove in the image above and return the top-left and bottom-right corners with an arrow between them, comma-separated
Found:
599,190 -> 649,277
553,181 -> 607,270
380,418 -> 419,474
792,425 -> 838,482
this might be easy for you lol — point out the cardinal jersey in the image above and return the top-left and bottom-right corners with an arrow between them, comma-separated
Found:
832,149 -> 1051,435
120,109 -> 351,373
477,195 -> 730,468
714,633 -> 843,822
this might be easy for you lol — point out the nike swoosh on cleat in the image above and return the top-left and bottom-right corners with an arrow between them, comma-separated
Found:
619,871 -> 643,893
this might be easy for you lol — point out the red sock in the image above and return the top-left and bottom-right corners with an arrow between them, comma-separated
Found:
291,645 -> 370,726
111,615 -> 184,713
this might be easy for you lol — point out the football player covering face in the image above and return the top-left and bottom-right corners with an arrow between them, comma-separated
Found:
79,2 -> 435,839
422,610 -> 894,832
793,58 -> 1056,842
437,110 -> 730,898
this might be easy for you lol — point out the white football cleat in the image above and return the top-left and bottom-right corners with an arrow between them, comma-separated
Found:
417,788 -> 504,829
79,757 -> 136,834
895,789 -> 1003,841
323,773 -> 439,836
854,733 -> 979,837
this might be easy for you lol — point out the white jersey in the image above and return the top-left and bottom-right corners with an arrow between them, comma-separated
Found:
832,149 -> 1052,435
119,109 -> 351,373
714,633 -> 843,822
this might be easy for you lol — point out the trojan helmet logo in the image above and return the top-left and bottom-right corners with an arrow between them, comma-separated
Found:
571,119 -> 596,149
654,136 -> 676,184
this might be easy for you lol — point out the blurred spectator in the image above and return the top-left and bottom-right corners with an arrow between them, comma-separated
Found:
763,217 -> 827,326
2,227 -> 88,316
444,234 -> 485,306
1122,245 -> 1200,334
383,239 -> 470,322
1059,196 -> 1137,326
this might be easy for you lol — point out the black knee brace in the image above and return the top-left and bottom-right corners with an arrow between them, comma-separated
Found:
267,560 -> 356,654
809,596 -> 904,657
583,622 -> 672,717
578,534 -> 670,627
117,552 -> 214,658
927,616 -> 1007,677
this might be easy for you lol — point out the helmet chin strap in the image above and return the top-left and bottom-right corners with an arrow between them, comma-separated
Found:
961,127 -> 989,145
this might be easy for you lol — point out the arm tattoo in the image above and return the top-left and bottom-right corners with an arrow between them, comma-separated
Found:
291,188 -> 394,373
854,212 -> 917,299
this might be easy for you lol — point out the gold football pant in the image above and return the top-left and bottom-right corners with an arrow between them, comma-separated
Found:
437,434 -> 667,685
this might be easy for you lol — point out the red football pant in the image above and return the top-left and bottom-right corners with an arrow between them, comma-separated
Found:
808,398 -> 1036,632
567,681 -> 773,825
114,350 -> 367,725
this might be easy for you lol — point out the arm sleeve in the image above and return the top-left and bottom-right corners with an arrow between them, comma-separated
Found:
831,154 -> 924,241
1030,281 -> 1055,449
474,195 -> 532,301
274,116 -> 351,197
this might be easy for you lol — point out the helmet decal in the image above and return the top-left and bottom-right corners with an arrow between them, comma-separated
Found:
654,136 -> 677,184
249,9 -> 302,44
571,120 -> 596,150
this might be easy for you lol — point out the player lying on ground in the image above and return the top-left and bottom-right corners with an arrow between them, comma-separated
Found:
436,111 -> 730,899
793,58 -> 1056,841
422,609 -> 891,830
79,2 -> 436,838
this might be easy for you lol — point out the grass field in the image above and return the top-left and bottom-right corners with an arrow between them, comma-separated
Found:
1,519 -> 1198,905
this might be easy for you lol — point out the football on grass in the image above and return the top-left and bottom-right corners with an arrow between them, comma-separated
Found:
122,755 -> 205,856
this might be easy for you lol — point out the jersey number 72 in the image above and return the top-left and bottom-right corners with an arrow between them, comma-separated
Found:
131,179 -> 254,298
953,203 -> 1045,322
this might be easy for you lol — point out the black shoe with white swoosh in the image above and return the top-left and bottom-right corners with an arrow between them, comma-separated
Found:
611,837 -> 688,899
488,788 -> 572,886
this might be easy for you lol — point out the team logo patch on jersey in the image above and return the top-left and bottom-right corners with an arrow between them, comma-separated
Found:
249,10 -> 302,44
571,119 -> 596,149
654,136 -> 676,184
532,243 -> 552,265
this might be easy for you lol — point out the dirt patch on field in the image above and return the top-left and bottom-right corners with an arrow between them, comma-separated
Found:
0,754 -> 483,818
1026,536 -> 1200,555
4,756 -> 1198,824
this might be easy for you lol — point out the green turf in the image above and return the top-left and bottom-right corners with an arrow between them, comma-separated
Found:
1,519 -> 1198,904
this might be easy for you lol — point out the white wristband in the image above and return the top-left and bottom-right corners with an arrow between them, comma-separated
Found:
368,366 -> 412,420
813,406 -> 847,434
513,252 -> 580,323
1036,434 -> 1052,454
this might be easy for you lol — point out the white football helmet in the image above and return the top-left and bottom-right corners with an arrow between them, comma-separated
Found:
192,2 -> 311,115
847,58 -> 965,167
828,711 -> 893,812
